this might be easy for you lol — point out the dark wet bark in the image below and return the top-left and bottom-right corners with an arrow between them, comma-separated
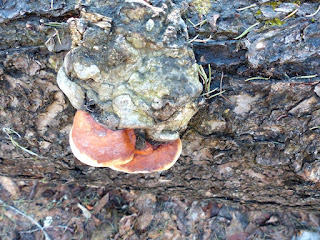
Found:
1,0 -> 320,212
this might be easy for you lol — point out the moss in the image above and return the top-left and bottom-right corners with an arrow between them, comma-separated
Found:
265,1 -> 281,10
263,0 -> 301,9
265,17 -> 285,26
255,9 -> 262,16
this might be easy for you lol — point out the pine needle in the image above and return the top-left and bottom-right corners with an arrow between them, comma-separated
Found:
234,22 -> 259,40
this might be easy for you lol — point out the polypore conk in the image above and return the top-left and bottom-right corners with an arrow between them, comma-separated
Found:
70,110 -> 182,173
110,138 -> 182,174
70,111 -> 136,167
57,0 -> 202,142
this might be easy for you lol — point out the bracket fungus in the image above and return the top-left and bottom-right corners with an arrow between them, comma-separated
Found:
70,111 -> 136,167
70,110 -> 182,173
110,139 -> 182,174
57,1 -> 203,173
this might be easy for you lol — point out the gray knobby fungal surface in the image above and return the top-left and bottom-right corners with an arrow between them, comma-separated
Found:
57,0 -> 203,141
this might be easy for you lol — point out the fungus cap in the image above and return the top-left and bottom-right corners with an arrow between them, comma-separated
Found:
134,141 -> 153,156
70,110 -> 136,167
110,139 -> 182,173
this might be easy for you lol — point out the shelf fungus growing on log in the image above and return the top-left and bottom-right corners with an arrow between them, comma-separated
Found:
109,138 -> 182,174
70,111 -> 136,168
57,1 -> 202,172
70,111 -> 182,173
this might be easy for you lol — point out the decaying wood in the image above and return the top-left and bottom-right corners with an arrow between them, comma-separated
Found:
1,0 -> 320,212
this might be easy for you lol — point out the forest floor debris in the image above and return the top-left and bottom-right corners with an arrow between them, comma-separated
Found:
0,177 -> 320,240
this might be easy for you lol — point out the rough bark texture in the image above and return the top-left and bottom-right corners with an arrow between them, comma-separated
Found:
1,0 -> 320,212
